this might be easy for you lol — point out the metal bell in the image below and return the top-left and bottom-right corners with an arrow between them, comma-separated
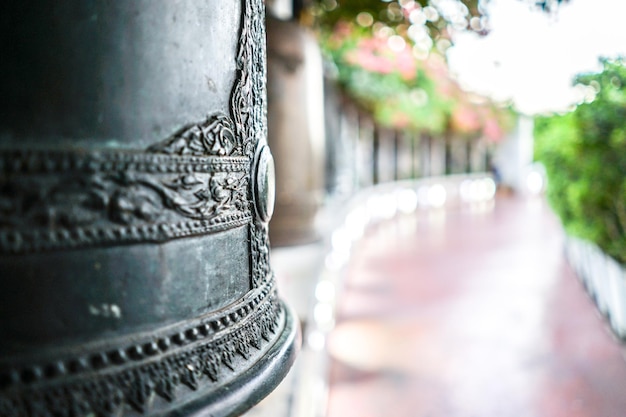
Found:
0,1 -> 299,416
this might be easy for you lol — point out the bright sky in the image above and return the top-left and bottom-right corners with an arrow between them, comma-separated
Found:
446,0 -> 626,114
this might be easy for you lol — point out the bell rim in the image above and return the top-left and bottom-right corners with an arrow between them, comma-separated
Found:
169,300 -> 301,417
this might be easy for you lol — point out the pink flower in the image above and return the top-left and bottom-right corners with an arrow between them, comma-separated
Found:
345,37 -> 416,80
452,106 -> 481,133
483,119 -> 504,142
345,50 -> 395,74
391,112 -> 411,128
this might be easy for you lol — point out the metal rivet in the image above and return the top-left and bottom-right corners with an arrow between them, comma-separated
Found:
252,145 -> 276,223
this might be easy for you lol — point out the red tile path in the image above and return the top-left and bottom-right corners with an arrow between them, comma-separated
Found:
326,196 -> 626,417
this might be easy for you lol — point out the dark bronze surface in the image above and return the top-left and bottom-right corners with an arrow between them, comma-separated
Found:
0,1 -> 298,416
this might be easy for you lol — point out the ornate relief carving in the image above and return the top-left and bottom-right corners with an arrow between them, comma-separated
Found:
0,165 -> 249,227
250,222 -> 271,288
0,152 -> 251,253
148,113 -> 241,157
231,0 -> 268,159
0,282 -> 283,417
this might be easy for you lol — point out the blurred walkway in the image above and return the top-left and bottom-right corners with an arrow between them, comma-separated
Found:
326,195 -> 626,417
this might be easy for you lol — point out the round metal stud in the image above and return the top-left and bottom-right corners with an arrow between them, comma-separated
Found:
252,145 -> 276,224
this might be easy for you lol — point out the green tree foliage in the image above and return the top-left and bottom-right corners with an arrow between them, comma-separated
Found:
310,0 -> 519,137
310,0 -> 570,43
320,20 -> 516,137
535,58 -> 626,263
312,0 -> 485,41
321,24 -> 453,133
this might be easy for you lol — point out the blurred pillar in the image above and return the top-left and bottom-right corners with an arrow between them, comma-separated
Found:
465,138 -> 473,173
266,14 -> 325,246
340,103 -> 360,194
357,115 -> 375,187
372,125 -> 381,184
410,133 -> 422,179
430,135 -> 446,176
393,131 -> 400,181
493,115 -> 532,191
468,137 -> 486,173
445,136 -> 453,175
396,131 -> 413,180
376,128 -> 395,184
324,76 -> 341,195
420,133 -> 432,177
447,136 -> 470,175
324,78 -> 356,198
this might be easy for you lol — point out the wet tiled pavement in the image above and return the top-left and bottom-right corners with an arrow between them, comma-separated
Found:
326,196 -> 626,417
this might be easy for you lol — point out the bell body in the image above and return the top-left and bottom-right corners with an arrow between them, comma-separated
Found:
0,2 -> 298,416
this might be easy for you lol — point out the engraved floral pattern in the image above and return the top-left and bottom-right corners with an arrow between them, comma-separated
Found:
0,167 -> 251,252
148,113 -> 240,157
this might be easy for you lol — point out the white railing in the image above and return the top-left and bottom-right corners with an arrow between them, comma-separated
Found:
564,236 -> 626,340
